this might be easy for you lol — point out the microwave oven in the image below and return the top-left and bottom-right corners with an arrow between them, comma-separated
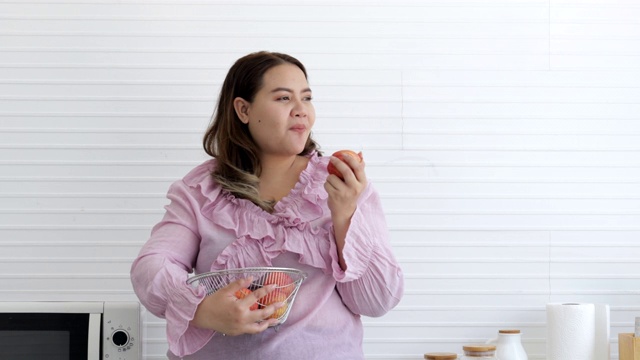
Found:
0,301 -> 141,360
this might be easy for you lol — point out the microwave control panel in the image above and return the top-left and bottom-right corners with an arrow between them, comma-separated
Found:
103,302 -> 141,360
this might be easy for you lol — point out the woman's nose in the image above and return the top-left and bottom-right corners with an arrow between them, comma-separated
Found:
292,101 -> 307,117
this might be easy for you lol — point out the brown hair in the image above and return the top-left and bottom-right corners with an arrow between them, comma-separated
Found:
202,51 -> 321,212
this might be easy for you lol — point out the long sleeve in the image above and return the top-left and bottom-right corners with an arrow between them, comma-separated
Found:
332,184 -> 404,317
130,180 -> 214,356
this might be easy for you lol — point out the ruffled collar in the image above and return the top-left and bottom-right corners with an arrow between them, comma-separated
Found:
183,152 -> 336,273
223,153 -> 328,226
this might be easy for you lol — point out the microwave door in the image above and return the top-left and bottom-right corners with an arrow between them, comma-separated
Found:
0,313 -> 91,360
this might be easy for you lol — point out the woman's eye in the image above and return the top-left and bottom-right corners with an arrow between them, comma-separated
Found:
304,96 -> 313,101
278,96 -> 290,101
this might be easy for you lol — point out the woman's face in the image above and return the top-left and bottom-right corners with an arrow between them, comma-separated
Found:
241,64 -> 315,157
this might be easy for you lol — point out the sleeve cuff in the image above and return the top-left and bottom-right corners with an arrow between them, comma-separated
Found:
332,185 -> 378,282
163,269 -> 214,356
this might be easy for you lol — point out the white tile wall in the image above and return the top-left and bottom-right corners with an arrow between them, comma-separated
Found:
1,1 -> 639,359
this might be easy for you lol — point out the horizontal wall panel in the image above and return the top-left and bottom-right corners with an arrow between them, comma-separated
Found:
2,243 -> 144,258
551,5 -> 640,22
2,164 -> 206,177
0,193 -> 167,209
552,245 -> 640,258
403,102 -> 640,119
370,306 -> 546,323
0,114 -> 213,130
0,131 -> 204,144
551,262 -> 640,276
550,230 -> 640,243
0,65 -> 229,82
403,70 -> 640,87
552,38 -> 640,55
404,86 -> 640,103
364,148 -> 638,164
0,36 -> 551,55
0,211 -> 164,226
0,178 -> 178,193
382,197 -> 640,212
400,293 -> 552,307
403,278 -> 550,292
393,244 -> 548,259
0,147 -> 208,162
0,82 -> 220,97
370,165 -> 640,179
398,261 -> 549,276
551,55 -> 640,70
550,279 -> 640,291
0,4 -> 550,21
0,98 -> 216,113
386,213 -> 640,228
551,23 -> 640,38
372,180 -> 640,199
403,118 -> 640,133
0,228 -> 151,242
0,257 -> 135,276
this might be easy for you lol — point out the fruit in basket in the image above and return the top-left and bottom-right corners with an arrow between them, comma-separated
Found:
263,271 -> 295,296
234,288 -> 258,311
259,290 -> 289,320
327,150 -> 363,180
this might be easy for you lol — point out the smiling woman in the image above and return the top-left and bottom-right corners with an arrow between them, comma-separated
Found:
129,51 -> 404,360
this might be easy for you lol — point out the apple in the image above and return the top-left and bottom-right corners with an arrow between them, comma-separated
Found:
263,271 -> 295,297
234,288 -> 258,311
258,290 -> 289,320
327,150 -> 363,180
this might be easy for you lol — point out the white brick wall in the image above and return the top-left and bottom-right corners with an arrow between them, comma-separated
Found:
1,1 -> 639,359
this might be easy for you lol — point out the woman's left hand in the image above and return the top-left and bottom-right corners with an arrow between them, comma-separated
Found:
324,152 -> 367,219
324,152 -> 367,270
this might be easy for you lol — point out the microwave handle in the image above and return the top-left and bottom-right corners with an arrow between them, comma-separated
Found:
87,313 -> 101,360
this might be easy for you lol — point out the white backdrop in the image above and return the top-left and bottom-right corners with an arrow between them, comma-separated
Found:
1,1 -> 640,359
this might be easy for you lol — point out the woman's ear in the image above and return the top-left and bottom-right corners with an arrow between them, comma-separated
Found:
233,97 -> 250,124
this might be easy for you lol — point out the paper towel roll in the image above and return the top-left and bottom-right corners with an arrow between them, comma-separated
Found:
546,303 -> 610,360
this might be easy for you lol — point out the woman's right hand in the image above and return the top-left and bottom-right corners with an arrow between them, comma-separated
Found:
190,277 -> 284,336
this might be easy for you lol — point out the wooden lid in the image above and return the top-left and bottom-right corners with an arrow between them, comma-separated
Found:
499,329 -> 521,334
463,344 -> 496,352
424,353 -> 458,360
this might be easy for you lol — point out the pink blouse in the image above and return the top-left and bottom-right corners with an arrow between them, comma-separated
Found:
130,153 -> 404,359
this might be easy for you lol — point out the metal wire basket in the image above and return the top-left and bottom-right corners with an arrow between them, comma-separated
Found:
187,267 -> 307,325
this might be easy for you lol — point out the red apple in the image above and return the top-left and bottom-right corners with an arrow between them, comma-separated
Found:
234,288 -> 258,311
327,150 -> 363,180
258,290 -> 289,320
263,271 -> 295,297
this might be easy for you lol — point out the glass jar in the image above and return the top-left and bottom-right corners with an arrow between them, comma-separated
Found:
424,352 -> 458,360
486,329 -> 528,360
461,344 -> 497,359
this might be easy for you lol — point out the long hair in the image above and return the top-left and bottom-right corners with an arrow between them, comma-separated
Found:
203,51 -> 321,212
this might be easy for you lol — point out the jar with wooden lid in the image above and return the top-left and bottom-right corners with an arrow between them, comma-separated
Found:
486,329 -> 528,360
461,344 -> 496,359
424,352 -> 458,360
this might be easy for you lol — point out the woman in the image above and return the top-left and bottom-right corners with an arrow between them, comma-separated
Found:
130,51 -> 404,359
